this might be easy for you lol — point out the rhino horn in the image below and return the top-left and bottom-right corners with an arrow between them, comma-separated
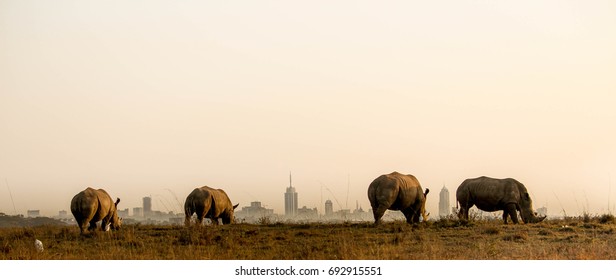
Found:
233,203 -> 239,210
424,188 -> 430,197
115,198 -> 120,206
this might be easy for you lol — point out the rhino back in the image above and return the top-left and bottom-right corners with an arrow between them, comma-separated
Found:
210,188 -> 233,216
185,187 -> 212,210
369,172 -> 423,210
93,189 -> 115,220
459,177 -> 522,210
70,188 -> 99,223
394,174 -> 424,209
368,174 -> 398,208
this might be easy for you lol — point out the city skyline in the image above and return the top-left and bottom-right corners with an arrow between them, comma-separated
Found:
11,178 -> 554,221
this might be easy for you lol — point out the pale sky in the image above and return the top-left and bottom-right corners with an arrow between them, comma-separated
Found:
1,1 -> 615,218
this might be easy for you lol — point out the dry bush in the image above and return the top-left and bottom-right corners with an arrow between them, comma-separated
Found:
600,214 -> 615,224
483,227 -> 501,235
503,232 -> 528,242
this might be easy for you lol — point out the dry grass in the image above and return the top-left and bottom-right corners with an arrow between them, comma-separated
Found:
2,216 -> 616,260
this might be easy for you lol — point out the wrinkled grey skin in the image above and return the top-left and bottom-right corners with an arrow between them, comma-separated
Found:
184,186 -> 239,226
456,176 -> 546,224
368,172 -> 430,225
70,187 -> 122,234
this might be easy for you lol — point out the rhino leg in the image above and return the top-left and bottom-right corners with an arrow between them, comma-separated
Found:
402,208 -> 419,224
502,210 -> 509,224
458,207 -> 470,221
195,215 -> 204,226
88,221 -> 97,232
372,206 -> 388,224
412,210 -> 421,224
78,221 -> 88,234
101,217 -> 110,231
504,203 -> 519,224
185,209 -> 194,226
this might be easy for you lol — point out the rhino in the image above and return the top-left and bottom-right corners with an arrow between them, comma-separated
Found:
456,176 -> 546,224
70,187 -> 122,234
184,186 -> 239,226
368,172 -> 430,225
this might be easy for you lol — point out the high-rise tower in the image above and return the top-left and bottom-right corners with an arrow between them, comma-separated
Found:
439,185 -> 450,217
143,196 -> 152,217
325,200 -> 333,216
284,173 -> 298,216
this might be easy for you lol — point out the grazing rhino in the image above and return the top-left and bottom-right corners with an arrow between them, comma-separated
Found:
70,187 -> 122,234
184,186 -> 239,226
368,172 -> 430,225
456,176 -> 546,224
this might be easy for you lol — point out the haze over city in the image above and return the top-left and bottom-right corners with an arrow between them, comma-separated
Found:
1,1 -> 615,219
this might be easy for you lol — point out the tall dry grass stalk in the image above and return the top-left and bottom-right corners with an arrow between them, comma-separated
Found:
1,216 -> 616,260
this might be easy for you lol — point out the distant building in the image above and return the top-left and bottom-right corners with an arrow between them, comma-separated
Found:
296,206 -> 318,219
169,217 -> 183,225
27,210 -> 40,218
133,207 -> 143,217
143,196 -> 152,217
439,185 -> 450,217
334,209 -> 351,220
325,200 -> 333,216
58,210 -> 68,218
117,208 -> 129,218
284,173 -> 298,216
237,201 -> 274,217
536,206 -> 547,217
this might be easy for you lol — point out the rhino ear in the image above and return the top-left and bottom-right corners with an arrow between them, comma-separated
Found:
233,203 -> 239,210
424,189 -> 430,197
115,198 -> 121,206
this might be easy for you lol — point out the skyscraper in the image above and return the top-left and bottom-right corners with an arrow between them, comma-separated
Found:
284,173 -> 298,216
143,196 -> 152,217
439,185 -> 450,217
325,200 -> 333,216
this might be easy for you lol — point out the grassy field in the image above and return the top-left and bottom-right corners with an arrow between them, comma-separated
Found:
2,215 -> 616,260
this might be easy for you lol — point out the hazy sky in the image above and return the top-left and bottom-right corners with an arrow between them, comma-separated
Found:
1,1 -> 615,218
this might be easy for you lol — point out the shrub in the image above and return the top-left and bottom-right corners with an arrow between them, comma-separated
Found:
599,214 -> 615,224
483,227 -> 500,235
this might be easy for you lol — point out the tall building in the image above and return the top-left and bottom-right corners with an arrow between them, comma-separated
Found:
143,196 -> 152,217
325,200 -> 333,216
439,185 -> 450,217
284,173 -> 298,216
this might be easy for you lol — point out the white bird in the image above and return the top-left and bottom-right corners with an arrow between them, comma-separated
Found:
34,239 -> 43,252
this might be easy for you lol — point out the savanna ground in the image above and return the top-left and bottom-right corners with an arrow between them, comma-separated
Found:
2,215 -> 616,260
